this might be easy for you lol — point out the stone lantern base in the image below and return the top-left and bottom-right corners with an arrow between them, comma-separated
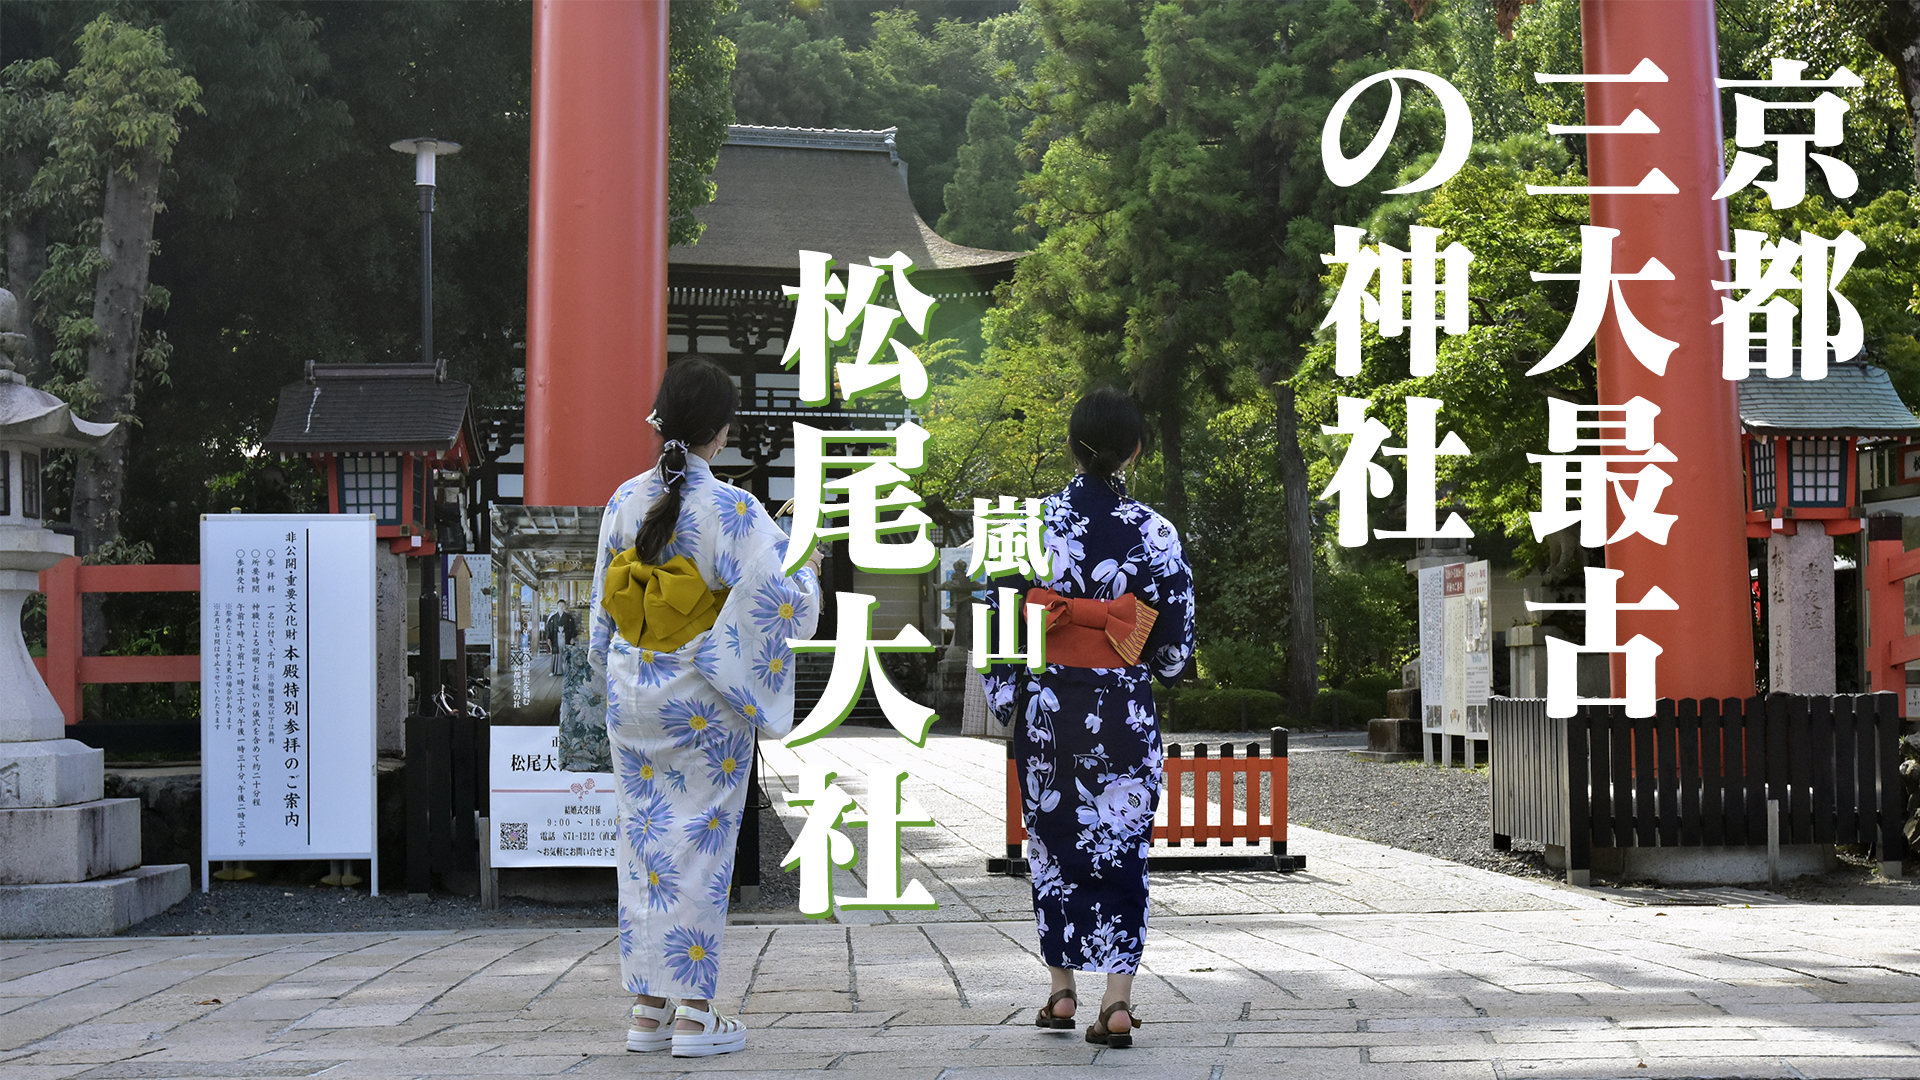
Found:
0,533 -> 188,937
0,294 -> 189,936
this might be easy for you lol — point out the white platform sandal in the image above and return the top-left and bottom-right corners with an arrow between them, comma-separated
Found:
626,1000 -> 674,1053
671,1003 -> 747,1057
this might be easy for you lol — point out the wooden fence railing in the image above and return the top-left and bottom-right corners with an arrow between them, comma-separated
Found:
1865,515 -> 1920,711
990,727 -> 1302,873
32,558 -> 200,725
1490,694 -> 1907,885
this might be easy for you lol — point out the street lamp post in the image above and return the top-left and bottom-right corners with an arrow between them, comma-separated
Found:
391,138 -> 461,374
391,137 -> 460,720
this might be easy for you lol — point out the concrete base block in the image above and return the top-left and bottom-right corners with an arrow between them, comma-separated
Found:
0,864 -> 189,938
0,798 -> 140,884
498,866 -> 617,903
1546,843 -> 1837,884
0,739 -> 104,809
1356,718 -> 1422,762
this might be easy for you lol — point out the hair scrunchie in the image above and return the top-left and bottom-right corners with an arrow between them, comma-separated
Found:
659,439 -> 689,487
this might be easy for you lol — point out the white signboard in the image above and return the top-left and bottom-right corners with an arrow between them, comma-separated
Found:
1441,563 -> 1467,738
488,725 -> 617,867
464,553 -> 493,644
200,514 -> 378,892
1417,564 -> 1450,734
1464,561 -> 1492,737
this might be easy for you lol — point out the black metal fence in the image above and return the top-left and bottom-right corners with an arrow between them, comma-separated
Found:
1489,693 -> 1907,882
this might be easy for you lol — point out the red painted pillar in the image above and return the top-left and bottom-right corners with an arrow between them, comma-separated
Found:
526,0 -> 668,507
1582,0 -> 1755,700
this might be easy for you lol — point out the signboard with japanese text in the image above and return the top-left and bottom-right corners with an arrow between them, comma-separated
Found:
487,725 -> 617,868
199,514 -> 377,892
1463,561 -> 1492,738
1416,563 -> 1455,735
1440,563 -> 1467,740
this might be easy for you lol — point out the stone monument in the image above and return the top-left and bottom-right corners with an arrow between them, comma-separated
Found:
0,289 -> 188,936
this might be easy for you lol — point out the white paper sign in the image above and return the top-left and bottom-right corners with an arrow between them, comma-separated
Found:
488,725 -> 617,867
200,514 -> 377,890
1417,564 -> 1448,733
1464,561 -> 1491,737
1442,563 -> 1467,738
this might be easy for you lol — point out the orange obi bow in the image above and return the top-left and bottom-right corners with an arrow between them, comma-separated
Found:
1025,588 -> 1158,668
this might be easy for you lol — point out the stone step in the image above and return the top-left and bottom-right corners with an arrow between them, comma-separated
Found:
0,864 -> 190,938
0,798 -> 140,884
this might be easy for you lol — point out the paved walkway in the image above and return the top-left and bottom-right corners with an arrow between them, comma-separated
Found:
5,731 -> 1920,1079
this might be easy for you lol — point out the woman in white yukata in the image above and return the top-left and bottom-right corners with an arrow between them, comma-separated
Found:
588,356 -> 822,1058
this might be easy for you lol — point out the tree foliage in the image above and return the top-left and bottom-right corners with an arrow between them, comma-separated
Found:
723,1 -> 1039,224
2,1 -> 736,568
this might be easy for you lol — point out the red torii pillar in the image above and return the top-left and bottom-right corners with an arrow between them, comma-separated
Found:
526,0 -> 668,507
1582,0 -> 1755,701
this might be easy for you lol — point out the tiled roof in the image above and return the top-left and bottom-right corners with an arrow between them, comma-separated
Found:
669,127 -> 1025,274
1738,359 -> 1920,436
263,365 -> 469,454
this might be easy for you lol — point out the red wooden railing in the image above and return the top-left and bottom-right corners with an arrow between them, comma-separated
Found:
30,558 -> 200,725
996,729 -> 1294,871
1866,523 -> 1920,716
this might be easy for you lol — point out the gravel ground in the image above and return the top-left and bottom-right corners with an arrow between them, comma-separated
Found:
128,792 -> 801,937
1170,730 -> 1555,880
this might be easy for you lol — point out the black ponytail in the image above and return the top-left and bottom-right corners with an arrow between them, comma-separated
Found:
636,355 -> 739,564
1068,386 -> 1146,481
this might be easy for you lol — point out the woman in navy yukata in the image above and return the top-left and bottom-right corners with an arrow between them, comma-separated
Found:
984,387 -> 1195,1050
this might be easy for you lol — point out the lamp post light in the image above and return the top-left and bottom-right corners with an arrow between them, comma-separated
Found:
390,137 -> 459,719
389,138 -> 461,374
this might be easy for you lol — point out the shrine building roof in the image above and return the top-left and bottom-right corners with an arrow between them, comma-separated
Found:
1738,357 -> 1920,438
263,363 -> 470,455
669,125 -> 1025,275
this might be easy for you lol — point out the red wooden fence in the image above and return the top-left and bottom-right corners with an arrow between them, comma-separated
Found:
992,729 -> 1299,873
1867,522 -> 1920,716
30,558 -> 200,725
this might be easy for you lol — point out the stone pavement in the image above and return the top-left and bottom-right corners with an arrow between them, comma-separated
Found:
4,731 -> 1920,1079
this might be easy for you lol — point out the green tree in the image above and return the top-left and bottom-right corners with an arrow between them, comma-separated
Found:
34,16 -> 202,565
670,0 -> 738,247
1000,0 -> 1425,711
936,94 -> 1029,250
722,2 -> 1041,224
4,1 -> 739,573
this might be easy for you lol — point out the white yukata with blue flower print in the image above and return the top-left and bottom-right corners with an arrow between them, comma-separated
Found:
589,454 -> 820,1000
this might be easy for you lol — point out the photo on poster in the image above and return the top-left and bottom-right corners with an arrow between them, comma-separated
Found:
488,505 -> 610,773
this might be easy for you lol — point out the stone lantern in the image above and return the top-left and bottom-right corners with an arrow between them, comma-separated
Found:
0,289 -> 188,935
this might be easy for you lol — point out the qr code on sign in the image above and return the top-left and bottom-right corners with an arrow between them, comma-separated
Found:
500,822 -> 528,851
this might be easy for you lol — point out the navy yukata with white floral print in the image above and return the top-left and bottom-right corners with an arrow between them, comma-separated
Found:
984,474 -> 1195,974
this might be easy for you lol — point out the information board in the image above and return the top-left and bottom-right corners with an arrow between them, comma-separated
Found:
1441,562 -> 1467,738
200,514 -> 377,892
1463,561 -> 1492,738
488,725 -> 618,868
1417,563 -> 1452,734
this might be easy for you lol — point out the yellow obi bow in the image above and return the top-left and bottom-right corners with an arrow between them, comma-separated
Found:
601,551 -> 730,652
